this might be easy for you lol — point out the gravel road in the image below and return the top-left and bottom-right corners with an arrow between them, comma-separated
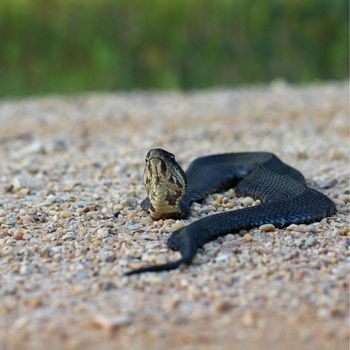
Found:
0,82 -> 349,350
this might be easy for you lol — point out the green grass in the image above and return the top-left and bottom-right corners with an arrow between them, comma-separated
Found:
0,0 -> 348,97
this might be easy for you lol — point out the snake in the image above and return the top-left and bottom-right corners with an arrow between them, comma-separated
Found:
125,148 -> 336,275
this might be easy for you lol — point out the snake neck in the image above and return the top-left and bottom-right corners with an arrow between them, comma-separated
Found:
147,174 -> 187,219
149,198 -> 185,220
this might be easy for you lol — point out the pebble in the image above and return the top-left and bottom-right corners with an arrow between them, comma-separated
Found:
242,197 -> 254,207
214,194 -> 224,204
241,311 -> 257,327
60,210 -> 73,219
126,211 -> 137,219
17,188 -> 30,196
21,215 -> 35,225
13,230 -> 24,240
127,223 -> 142,230
224,202 -> 235,209
338,194 -> 349,203
47,222 -> 56,232
227,189 -> 236,197
114,204 -> 124,212
259,224 -> 275,232
242,233 -> 254,242
96,228 -> 109,239
12,175 -> 41,190
2,246 -> 13,255
17,141 -> 46,155
216,300 -> 233,313
225,234 -> 235,241
315,178 -> 338,189
89,315 -> 132,331
25,298 -> 43,309
45,194 -> 57,204
229,257 -> 238,270
340,226 -> 349,236
172,222 -> 184,230
305,236 -> 317,247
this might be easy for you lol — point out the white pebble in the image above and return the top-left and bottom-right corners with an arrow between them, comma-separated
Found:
259,224 -> 275,232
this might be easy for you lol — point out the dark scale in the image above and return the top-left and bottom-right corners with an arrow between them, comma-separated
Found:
125,149 -> 336,275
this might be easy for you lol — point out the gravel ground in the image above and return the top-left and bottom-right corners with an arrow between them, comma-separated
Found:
0,82 -> 349,350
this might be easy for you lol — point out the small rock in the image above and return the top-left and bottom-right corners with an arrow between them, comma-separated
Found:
121,198 -> 135,208
241,311 -> 257,327
305,236 -> 317,247
339,194 -> 350,203
12,175 -> 42,190
317,308 -> 331,319
60,211 -> 73,219
50,139 -> 68,152
172,222 -> 184,230
229,257 -> 238,270
225,234 -> 236,241
164,219 -> 175,225
242,233 -> 253,242
2,246 -> 13,255
14,230 -> 24,240
16,141 -> 46,156
242,197 -> 254,207
96,228 -> 109,239
5,213 -> 18,226
216,300 -> 233,313
90,315 -> 132,331
17,188 -> 30,196
259,224 -> 275,232
47,222 -> 56,232
20,263 -> 32,275
255,247 -> 266,254
214,194 -> 224,204
215,253 -> 231,262
62,232 -> 76,240
21,215 -> 35,225
127,223 -> 142,230
45,194 -> 56,204
340,226 -> 349,236
60,193 -> 75,202
77,200 -> 94,207
25,298 -> 43,309
224,202 -> 235,209
315,178 -> 337,189
126,211 -> 137,219
98,280 -> 114,291
227,189 -> 236,197
114,204 -> 124,212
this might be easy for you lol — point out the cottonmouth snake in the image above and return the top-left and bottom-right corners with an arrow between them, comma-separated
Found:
125,149 -> 336,275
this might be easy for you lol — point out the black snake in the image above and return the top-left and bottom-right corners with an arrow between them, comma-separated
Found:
125,149 -> 336,275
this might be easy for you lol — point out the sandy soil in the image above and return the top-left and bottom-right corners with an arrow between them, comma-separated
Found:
0,81 -> 349,350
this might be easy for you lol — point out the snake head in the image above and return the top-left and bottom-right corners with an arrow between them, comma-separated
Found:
144,148 -> 187,220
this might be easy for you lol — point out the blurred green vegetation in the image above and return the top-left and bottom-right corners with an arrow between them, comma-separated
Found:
0,0 -> 348,97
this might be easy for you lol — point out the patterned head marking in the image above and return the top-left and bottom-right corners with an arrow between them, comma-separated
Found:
144,148 -> 187,219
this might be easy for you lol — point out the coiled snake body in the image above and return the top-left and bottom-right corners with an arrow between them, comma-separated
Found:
125,149 -> 336,275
